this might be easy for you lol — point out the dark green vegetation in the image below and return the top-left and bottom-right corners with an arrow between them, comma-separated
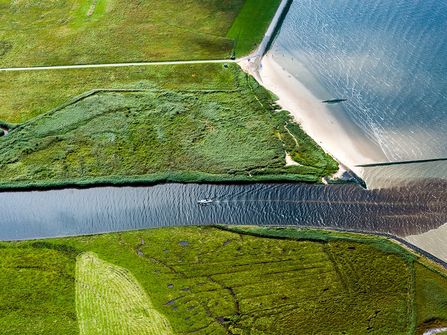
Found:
0,65 -> 337,189
1,226 -> 447,334
415,263 -> 447,334
0,0 -> 280,67
227,0 -> 282,57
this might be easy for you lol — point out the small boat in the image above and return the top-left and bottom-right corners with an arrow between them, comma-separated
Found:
198,199 -> 213,205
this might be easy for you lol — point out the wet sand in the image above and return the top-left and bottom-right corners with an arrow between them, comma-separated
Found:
253,52 -> 388,175
406,223 -> 447,261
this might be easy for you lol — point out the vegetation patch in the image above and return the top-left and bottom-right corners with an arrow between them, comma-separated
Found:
1,227 -> 447,334
0,242 -> 78,335
76,252 -> 173,335
0,65 -> 337,189
0,0 -> 279,67
0,41 -> 12,57
227,0 -> 282,57
0,63 -> 238,124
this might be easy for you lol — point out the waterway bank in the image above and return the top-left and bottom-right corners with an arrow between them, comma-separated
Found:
0,182 -> 445,246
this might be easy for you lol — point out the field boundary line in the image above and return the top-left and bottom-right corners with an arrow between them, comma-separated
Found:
0,59 -> 237,72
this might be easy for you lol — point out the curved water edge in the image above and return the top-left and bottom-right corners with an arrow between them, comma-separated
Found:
266,0 -> 447,187
0,182 -> 445,258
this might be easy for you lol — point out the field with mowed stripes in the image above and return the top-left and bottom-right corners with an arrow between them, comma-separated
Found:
76,252 -> 173,335
0,226 -> 447,334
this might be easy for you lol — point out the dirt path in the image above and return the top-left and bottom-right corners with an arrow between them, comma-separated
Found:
0,59 -> 236,72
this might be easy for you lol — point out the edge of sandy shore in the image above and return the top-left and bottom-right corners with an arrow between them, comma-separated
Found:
240,52 -> 388,176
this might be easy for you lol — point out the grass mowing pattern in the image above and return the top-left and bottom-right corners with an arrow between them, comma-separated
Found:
0,242 -> 78,335
76,252 -> 173,335
1,227 -> 447,334
0,0 -> 249,67
0,66 -> 337,189
227,0 -> 282,57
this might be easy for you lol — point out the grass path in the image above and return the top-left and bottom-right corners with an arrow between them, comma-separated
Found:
76,252 -> 173,335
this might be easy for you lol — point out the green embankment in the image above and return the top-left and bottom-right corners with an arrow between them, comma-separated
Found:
0,0 -> 281,67
0,243 -> 78,334
227,0 -> 282,57
76,252 -> 173,335
1,226 -> 447,334
0,0 -> 239,67
0,65 -> 337,189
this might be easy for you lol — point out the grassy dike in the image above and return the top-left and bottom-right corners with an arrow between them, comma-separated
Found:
1,226 -> 447,334
0,0 -> 281,67
227,0 -> 282,57
0,64 -> 337,189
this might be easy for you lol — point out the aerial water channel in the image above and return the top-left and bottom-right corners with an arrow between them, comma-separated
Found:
1,0 -> 446,262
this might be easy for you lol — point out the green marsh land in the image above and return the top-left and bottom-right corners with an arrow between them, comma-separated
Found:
0,64 -> 337,189
1,226 -> 447,334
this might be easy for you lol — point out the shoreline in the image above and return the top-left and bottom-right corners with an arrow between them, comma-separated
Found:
241,52 -> 388,177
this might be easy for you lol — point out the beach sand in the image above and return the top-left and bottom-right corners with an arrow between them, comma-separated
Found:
240,52 -> 387,175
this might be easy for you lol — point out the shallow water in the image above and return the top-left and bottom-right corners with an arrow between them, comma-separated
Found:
272,0 -> 447,164
0,182 -> 445,241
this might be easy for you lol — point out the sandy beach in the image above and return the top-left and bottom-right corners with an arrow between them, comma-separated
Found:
242,52 -> 388,175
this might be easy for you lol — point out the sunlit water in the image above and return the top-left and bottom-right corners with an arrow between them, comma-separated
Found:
0,0 -> 446,263
0,183 -> 445,241
271,0 -> 447,164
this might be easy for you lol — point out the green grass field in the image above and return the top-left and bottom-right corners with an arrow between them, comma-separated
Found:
0,64 -> 337,189
0,0 -> 280,67
227,0 -> 282,56
0,226 -> 446,334
0,64 -> 238,124
76,252 -> 173,335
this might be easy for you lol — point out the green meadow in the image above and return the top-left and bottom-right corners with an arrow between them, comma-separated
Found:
1,226 -> 447,334
0,0 -> 280,67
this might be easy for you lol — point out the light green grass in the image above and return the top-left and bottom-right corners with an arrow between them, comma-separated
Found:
1,227 -> 447,334
76,252 -> 173,335
227,0 -> 282,56
0,0 -> 244,67
0,65 -> 338,189
0,64 -> 238,124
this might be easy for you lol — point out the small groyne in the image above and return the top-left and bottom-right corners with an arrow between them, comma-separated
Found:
356,157 -> 447,168
255,0 -> 293,59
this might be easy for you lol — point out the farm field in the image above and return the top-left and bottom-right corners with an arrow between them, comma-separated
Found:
0,64 -> 337,189
0,226 -> 447,334
0,0 -> 280,68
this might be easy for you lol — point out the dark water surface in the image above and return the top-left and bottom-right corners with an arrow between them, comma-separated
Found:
1,181 -> 445,241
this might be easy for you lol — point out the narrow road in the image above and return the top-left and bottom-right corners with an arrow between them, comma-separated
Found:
0,59 -> 236,72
